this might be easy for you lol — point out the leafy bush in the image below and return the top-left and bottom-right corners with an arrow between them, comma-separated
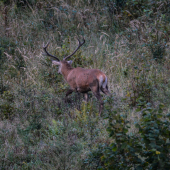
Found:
83,104 -> 170,169
126,63 -> 152,107
0,91 -> 15,120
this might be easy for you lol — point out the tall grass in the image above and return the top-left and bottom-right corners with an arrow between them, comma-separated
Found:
0,0 -> 170,169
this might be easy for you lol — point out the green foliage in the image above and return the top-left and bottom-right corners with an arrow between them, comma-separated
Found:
40,57 -> 62,87
17,114 -> 43,146
16,0 -> 38,7
150,43 -> 166,62
0,37 -> 15,72
136,104 -> 170,169
83,103 -> 170,169
0,0 -> 42,8
0,37 -> 26,79
0,0 -> 170,169
82,144 -> 108,169
0,91 -> 15,120
126,62 -> 152,107
101,107 -> 142,170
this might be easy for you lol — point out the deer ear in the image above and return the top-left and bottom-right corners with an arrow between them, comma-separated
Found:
67,60 -> 73,65
52,60 -> 60,66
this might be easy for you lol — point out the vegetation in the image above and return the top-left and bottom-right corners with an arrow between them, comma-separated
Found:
0,0 -> 170,169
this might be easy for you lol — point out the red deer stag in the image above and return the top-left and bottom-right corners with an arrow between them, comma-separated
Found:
43,38 -> 110,115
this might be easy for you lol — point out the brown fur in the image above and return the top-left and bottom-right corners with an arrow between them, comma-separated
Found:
57,60 -> 110,116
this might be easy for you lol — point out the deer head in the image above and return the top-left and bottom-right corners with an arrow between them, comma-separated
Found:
43,38 -> 85,74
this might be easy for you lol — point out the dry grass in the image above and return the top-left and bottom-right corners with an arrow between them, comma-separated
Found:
0,0 -> 170,169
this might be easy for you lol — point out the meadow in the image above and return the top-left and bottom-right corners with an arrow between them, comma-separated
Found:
0,0 -> 170,169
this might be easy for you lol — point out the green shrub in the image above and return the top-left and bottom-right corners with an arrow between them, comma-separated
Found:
83,104 -> 170,169
126,62 -> 152,107
0,91 -> 15,120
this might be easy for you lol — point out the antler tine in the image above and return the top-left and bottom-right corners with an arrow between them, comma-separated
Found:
43,42 -> 60,61
43,41 -> 50,48
64,37 -> 85,60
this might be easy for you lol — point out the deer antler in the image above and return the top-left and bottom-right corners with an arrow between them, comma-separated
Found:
64,37 -> 85,60
43,42 -> 60,61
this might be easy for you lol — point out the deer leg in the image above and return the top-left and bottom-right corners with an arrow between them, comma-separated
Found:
65,89 -> 73,103
84,93 -> 88,102
91,87 -> 104,116
94,92 -> 104,116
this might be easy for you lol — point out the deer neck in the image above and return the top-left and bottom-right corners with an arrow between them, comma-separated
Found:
61,63 -> 73,80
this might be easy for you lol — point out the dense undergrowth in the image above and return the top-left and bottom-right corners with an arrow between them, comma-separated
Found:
0,0 -> 170,169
